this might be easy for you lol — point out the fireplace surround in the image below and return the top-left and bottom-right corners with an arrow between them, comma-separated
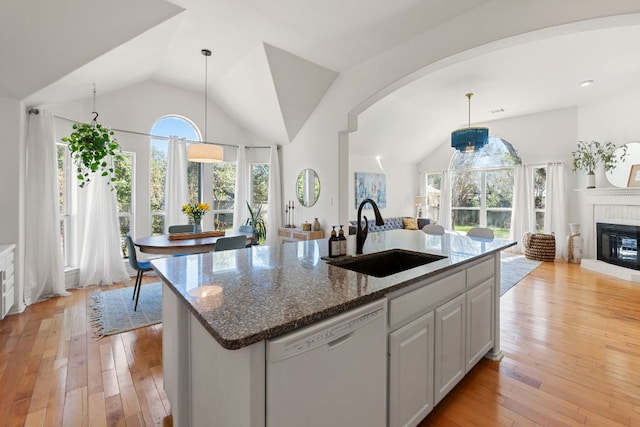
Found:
597,222 -> 640,270
580,187 -> 640,282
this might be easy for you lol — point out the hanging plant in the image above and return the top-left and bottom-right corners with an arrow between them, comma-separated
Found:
61,122 -> 122,188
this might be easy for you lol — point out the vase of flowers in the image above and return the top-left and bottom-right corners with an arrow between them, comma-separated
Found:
182,203 -> 210,233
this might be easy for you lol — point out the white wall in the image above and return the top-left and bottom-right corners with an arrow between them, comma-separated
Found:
282,4 -> 640,234
578,81 -> 640,145
348,155 -> 416,221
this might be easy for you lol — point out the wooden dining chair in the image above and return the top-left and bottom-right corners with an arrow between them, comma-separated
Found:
214,235 -> 248,252
125,233 -> 153,311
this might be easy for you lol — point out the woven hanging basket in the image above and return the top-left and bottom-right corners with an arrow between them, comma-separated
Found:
523,232 -> 556,262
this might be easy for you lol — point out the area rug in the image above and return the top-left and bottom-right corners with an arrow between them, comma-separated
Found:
500,253 -> 542,296
89,282 -> 162,338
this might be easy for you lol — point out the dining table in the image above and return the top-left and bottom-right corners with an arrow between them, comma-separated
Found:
134,231 -> 253,255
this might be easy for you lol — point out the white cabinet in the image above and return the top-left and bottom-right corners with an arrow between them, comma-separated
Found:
388,312 -> 434,427
466,278 -> 494,372
387,254 -> 499,425
162,282 -> 266,427
0,244 -> 16,320
434,293 -> 466,405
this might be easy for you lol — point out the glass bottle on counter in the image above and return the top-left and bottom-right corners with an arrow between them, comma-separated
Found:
328,226 -> 340,258
338,225 -> 347,256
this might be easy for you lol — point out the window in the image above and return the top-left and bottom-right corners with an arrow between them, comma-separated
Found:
533,166 -> 546,232
150,116 -> 201,235
211,162 -> 270,235
212,162 -> 236,230
425,172 -> 441,222
450,137 -> 521,238
115,152 -> 134,257
251,163 -> 269,235
57,143 -> 70,266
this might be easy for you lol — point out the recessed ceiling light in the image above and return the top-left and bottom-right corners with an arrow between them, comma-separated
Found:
580,79 -> 595,87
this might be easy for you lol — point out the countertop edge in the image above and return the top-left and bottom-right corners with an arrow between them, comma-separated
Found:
155,245 -> 512,350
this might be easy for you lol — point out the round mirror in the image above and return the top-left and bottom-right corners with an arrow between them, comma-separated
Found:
606,142 -> 640,187
296,169 -> 320,207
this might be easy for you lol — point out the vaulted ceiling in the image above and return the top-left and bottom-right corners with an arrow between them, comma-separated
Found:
3,1 -> 640,161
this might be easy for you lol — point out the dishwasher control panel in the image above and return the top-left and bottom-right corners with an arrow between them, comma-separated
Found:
267,300 -> 387,361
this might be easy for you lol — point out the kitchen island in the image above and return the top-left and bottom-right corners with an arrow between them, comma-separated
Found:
152,229 -> 515,427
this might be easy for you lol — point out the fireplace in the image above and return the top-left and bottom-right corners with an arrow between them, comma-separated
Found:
597,223 -> 640,270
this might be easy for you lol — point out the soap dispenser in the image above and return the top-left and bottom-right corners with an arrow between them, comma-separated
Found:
338,225 -> 347,256
328,226 -> 340,258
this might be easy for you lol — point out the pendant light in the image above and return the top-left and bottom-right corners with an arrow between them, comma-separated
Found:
188,48 -> 224,163
451,93 -> 488,153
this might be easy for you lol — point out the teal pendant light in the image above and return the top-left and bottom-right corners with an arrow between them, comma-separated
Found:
451,93 -> 488,153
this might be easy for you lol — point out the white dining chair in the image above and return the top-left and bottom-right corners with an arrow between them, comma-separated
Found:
466,227 -> 494,238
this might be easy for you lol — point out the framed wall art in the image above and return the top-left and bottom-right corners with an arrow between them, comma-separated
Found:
627,164 -> 640,187
355,172 -> 387,208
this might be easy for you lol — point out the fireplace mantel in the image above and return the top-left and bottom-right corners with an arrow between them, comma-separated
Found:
582,187 -> 640,206
579,187 -> 640,282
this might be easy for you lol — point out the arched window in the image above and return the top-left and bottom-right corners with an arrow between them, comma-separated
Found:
149,116 -> 201,235
450,137 -> 521,237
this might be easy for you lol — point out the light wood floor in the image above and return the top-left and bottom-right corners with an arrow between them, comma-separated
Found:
1,261 -> 639,426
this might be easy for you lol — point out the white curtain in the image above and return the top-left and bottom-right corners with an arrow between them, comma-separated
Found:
24,110 -> 70,304
233,145 -> 249,228
545,162 -> 568,259
266,145 -> 282,246
438,170 -> 452,230
165,137 -> 188,231
509,164 -> 534,253
78,171 -> 130,287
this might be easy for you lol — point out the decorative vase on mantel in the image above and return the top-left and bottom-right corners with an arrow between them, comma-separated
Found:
567,223 -> 583,264
586,171 -> 596,189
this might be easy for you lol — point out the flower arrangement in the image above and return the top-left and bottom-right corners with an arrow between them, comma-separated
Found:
181,203 -> 210,222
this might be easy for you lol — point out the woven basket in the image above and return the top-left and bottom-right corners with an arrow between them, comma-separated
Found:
523,232 -> 556,262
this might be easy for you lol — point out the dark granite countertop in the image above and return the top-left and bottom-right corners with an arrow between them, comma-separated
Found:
151,229 -> 515,350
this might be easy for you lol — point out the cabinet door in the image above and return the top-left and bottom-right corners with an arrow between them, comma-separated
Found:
466,278 -> 494,371
389,312 -> 434,427
434,293 -> 465,405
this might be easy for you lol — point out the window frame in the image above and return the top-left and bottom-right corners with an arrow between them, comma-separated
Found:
449,137 -> 521,237
57,143 -> 71,266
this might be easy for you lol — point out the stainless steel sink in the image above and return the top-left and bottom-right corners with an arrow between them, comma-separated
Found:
327,249 -> 446,278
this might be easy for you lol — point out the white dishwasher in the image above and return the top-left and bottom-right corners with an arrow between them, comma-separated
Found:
266,299 -> 387,427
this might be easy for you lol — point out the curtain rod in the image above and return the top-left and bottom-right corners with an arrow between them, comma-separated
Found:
29,108 -> 276,150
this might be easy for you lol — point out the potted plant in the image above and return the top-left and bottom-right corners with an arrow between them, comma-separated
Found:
245,202 -> 266,245
571,140 -> 627,188
61,122 -> 122,188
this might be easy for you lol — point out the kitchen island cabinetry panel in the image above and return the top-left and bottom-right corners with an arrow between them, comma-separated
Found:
434,293 -> 466,405
466,278 -> 494,371
389,312 -> 434,427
